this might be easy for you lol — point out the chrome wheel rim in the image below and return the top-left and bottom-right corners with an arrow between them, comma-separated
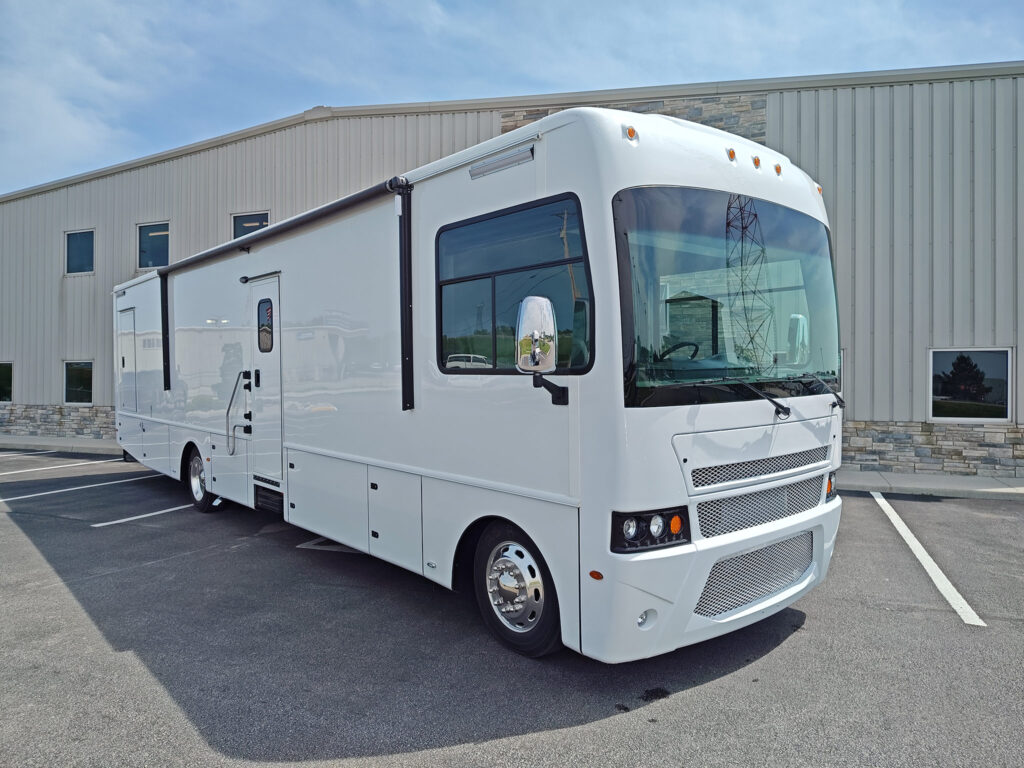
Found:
189,454 -> 206,501
485,540 -> 545,633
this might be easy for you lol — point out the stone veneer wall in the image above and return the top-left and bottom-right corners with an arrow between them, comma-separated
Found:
0,405 -> 116,439
501,93 -> 768,143
843,421 -> 1024,477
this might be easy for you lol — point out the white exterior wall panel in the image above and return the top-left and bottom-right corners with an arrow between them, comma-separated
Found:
767,74 -> 1022,424
0,110 -> 501,408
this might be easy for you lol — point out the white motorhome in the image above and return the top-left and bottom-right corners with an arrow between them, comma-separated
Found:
113,108 -> 843,663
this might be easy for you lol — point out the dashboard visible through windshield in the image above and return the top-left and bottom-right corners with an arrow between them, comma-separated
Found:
613,186 -> 841,408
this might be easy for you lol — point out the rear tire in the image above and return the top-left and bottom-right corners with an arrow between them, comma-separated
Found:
473,521 -> 562,658
185,446 -> 216,512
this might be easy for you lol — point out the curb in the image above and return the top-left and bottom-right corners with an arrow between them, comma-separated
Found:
0,436 -> 120,456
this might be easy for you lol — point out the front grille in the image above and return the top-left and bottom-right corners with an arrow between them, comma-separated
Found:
691,446 -> 829,488
694,531 -> 814,618
696,476 -> 824,538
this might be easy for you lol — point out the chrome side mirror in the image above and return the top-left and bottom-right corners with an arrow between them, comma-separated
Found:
788,313 -> 810,366
515,296 -> 557,374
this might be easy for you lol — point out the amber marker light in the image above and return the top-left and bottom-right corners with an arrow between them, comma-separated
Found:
774,163 -> 782,175
669,515 -> 683,535
589,570 -> 604,580
726,147 -> 736,161
827,476 -> 833,497
817,184 -> 823,194
752,156 -> 761,169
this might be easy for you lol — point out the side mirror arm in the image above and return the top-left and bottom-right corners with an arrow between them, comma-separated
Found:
533,373 -> 568,406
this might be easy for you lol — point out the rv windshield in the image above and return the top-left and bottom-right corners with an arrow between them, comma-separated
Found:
613,186 -> 840,408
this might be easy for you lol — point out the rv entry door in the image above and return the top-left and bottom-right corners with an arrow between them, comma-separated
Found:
250,277 -> 283,486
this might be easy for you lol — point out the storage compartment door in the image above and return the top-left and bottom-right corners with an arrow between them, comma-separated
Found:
368,467 -> 422,573
286,450 -> 369,552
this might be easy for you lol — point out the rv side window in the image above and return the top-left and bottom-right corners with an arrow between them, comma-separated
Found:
258,298 -> 273,352
437,194 -> 593,374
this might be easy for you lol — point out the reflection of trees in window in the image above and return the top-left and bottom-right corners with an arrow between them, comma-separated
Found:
937,354 -> 991,402
931,350 -> 1009,420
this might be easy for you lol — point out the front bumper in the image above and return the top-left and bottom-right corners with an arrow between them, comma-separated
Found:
580,495 -> 842,663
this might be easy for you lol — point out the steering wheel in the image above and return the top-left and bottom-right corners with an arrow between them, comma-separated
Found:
658,340 -> 699,360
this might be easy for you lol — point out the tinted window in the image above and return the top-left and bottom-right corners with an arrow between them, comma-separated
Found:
139,223 -> 169,268
437,195 -> 592,373
0,362 -> 11,401
234,212 -> 269,239
439,198 -> 585,281
258,299 -> 273,353
65,361 -> 92,404
441,278 -> 492,368
931,349 -> 1010,421
66,231 -> 94,273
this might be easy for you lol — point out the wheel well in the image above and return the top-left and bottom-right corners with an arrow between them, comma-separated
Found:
452,515 -> 505,594
178,442 -> 199,483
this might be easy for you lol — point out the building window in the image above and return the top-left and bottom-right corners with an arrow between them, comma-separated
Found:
437,194 -> 593,373
65,361 -> 93,404
930,348 -> 1012,422
139,223 -> 169,269
233,212 -> 269,239
0,362 -> 11,402
66,230 -> 94,274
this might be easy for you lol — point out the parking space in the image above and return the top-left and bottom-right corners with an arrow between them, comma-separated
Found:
1,451 -> 1022,767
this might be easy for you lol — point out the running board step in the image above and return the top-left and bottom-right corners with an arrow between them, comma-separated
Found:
254,485 -> 284,515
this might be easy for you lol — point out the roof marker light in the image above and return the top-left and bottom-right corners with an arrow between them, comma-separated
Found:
774,163 -> 782,176
817,184 -> 823,194
726,148 -> 736,161
623,125 -> 639,143
752,156 -> 761,169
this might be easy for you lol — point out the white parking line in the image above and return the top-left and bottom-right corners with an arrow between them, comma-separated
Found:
0,450 -> 58,459
0,458 -> 122,477
871,491 -> 987,627
0,473 -> 160,503
92,504 -> 192,528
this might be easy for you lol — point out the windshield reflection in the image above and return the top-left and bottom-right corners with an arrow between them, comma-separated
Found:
613,187 -> 841,408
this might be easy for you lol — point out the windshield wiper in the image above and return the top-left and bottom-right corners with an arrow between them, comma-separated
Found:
696,376 -> 791,419
787,372 -> 845,410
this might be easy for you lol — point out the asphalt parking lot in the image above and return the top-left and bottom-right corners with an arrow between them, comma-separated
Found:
1,449 -> 1022,768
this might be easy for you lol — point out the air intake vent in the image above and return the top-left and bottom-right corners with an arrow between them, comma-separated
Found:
696,476 -> 824,538
691,446 -> 829,488
694,531 -> 814,618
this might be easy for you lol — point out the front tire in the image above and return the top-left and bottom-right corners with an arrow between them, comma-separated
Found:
185,447 -> 216,512
473,521 -> 562,658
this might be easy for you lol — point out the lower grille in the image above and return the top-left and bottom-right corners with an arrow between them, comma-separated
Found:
696,476 -> 824,538
694,531 -> 814,618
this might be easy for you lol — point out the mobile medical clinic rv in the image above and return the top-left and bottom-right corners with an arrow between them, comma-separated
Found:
114,107 -> 844,663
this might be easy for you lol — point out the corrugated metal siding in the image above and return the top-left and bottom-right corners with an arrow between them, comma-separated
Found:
0,110 -> 502,407
768,76 -> 1022,423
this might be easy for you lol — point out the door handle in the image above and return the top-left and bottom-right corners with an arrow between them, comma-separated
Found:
254,369 -> 261,388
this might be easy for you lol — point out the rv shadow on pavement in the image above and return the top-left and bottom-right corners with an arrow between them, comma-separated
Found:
4,458 -> 803,762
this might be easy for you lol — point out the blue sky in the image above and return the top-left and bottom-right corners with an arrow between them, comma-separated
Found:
1,0 -> 1022,196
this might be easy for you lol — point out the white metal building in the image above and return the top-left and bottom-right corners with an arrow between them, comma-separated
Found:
1,61 -> 1022,476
